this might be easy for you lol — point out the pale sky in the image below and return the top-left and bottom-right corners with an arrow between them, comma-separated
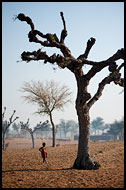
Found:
2,2 -> 124,129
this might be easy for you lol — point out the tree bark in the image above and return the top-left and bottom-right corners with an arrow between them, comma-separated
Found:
73,108 -> 100,169
49,112 -> 55,147
73,70 -> 100,169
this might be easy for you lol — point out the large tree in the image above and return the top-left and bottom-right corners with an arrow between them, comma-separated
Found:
16,12 -> 124,169
21,80 -> 72,147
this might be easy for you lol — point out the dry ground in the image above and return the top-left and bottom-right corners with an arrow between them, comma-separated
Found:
2,138 -> 124,188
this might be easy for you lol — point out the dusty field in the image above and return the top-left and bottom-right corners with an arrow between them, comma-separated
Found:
2,139 -> 124,188
3,137 -> 78,149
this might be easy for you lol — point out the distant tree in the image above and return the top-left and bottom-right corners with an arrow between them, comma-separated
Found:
119,117 -> 124,139
56,119 -> 78,138
20,119 -> 49,148
2,107 -> 19,150
16,12 -> 124,169
101,124 -> 110,134
55,124 -> 62,138
58,119 -> 71,138
12,122 -> 20,137
20,126 -> 29,138
21,80 -> 72,147
107,118 -> 124,140
66,120 -> 79,137
91,117 -> 104,135
34,122 -> 51,138
43,123 -> 52,138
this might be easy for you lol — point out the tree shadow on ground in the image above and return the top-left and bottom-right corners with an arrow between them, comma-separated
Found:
2,167 -> 74,173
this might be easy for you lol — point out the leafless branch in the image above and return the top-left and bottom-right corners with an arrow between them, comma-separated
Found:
87,70 -> 124,109
16,12 -> 124,112
17,13 -> 34,30
87,76 -> 113,109
17,12 -> 124,72
2,109 -> 19,135
20,118 -> 30,131
77,37 -> 96,60
84,48 -> 124,80
117,62 -> 124,72
9,110 -> 16,122
21,50 -> 69,68
12,117 -> 19,123
60,12 -> 67,43
17,13 -> 72,58
2,107 -> 6,119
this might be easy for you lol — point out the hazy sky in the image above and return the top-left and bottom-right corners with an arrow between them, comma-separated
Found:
2,2 -> 124,129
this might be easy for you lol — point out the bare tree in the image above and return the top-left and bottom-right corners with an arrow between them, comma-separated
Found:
20,80 -> 72,147
16,12 -> 124,169
20,119 -> 49,148
2,107 -> 19,150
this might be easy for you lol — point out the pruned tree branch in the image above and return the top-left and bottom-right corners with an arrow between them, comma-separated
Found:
6,110 -> 19,128
16,12 -> 72,58
2,109 -> 19,132
16,12 -> 124,74
60,12 -> 66,31
60,11 -> 67,43
17,13 -> 34,30
87,70 -> 124,109
84,48 -> 124,80
9,110 -> 16,122
77,37 -> 96,60
20,118 -> 31,134
87,76 -> 113,109
2,107 -> 6,119
117,62 -> 124,72
21,50 -> 68,68
16,12 -> 124,110
28,30 -> 61,48
20,118 -> 29,127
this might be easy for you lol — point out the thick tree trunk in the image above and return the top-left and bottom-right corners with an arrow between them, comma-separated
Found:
73,108 -> 100,169
73,71 -> 100,170
49,112 -> 55,147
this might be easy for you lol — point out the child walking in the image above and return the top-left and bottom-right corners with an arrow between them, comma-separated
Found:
39,142 -> 47,163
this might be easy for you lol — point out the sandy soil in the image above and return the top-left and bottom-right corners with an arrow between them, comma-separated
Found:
2,138 -> 124,188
